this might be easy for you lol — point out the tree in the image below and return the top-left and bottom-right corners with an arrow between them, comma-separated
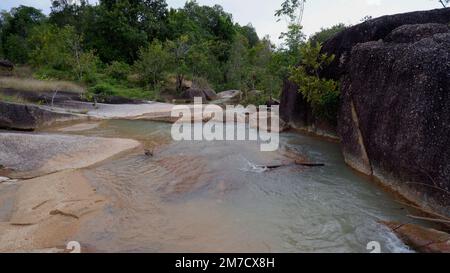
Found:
439,0 -> 450,7
0,6 -> 46,63
309,23 -> 347,45
279,23 -> 306,52
289,42 -> 340,123
79,0 -> 169,63
166,35 -> 191,92
28,24 -> 98,81
226,34 -> 249,90
239,24 -> 259,48
275,0 -> 306,23
135,40 -> 171,88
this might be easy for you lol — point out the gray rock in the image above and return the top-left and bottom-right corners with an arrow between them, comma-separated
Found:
0,101 -> 83,131
280,8 -> 450,216
181,88 -> 206,101
216,90 -> 241,99
321,7 -> 450,79
339,23 -> 450,216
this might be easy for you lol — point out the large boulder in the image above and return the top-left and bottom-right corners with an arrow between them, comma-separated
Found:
181,88 -> 206,101
280,8 -> 450,216
339,23 -> 450,215
279,79 -> 337,137
0,101 -> 83,131
202,88 -> 218,101
321,8 -> 450,79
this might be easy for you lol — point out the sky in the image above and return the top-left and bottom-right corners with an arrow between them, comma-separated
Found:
0,0 -> 445,44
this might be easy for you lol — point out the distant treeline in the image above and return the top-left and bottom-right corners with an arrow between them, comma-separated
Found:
0,0 -> 345,103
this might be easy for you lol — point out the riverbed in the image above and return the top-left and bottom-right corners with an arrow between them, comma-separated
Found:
22,119 -> 424,253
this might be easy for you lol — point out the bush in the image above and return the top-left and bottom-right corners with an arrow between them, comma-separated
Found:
88,83 -> 114,102
106,61 -> 131,81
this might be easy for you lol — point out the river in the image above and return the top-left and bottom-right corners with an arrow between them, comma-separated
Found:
44,119 -> 420,253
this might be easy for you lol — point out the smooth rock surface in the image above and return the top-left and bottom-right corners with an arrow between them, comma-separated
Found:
0,133 -> 141,178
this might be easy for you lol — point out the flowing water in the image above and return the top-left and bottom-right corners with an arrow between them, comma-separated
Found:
50,120 -> 420,253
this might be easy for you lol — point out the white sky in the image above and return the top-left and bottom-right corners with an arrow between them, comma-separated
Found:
0,0 -> 444,44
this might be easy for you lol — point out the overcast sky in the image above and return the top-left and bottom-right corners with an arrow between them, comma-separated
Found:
0,0 -> 444,44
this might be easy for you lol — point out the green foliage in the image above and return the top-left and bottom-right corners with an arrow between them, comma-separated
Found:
309,24 -> 347,45
3,34 -> 29,63
289,42 -> 340,123
0,6 -> 46,63
275,0 -> 305,21
106,61 -> 131,81
135,40 -> 171,88
1,1 -> 300,104
280,24 -> 306,52
28,24 -> 99,83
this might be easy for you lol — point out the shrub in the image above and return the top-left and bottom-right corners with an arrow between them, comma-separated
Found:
88,83 -> 114,102
106,61 -> 131,81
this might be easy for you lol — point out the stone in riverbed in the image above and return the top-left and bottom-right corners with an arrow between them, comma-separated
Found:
382,221 -> 450,253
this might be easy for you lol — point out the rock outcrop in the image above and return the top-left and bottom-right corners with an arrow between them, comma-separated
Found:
280,8 -> 450,216
0,101 -> 84,131
382,222 -> 450,253
339,22 -> 450,215
321,8 -> 450,79
181,87 -> 217,101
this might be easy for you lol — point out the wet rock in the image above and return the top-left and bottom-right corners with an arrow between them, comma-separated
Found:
382,221 -> 450,253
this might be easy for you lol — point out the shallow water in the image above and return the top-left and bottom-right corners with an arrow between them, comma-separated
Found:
53,120 -> 421,253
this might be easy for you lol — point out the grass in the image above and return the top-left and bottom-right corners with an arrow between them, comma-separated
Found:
0,77 -> 85,94
89,74 -> 156,100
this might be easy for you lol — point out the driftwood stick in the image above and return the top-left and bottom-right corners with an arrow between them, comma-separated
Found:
295,162 -> 325,167
407,215 -> 450,225
259,162 -> 325,169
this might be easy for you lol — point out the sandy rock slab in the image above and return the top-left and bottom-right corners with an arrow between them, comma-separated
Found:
0,132 -> 141,179
383,221 -> 450,253
0,170 -> 105,252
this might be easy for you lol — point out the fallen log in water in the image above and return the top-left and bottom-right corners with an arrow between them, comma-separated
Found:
295,162 -> 325,167
259,162 -> 325,169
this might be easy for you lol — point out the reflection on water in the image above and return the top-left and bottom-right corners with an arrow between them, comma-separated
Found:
61,120 -> 416,253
